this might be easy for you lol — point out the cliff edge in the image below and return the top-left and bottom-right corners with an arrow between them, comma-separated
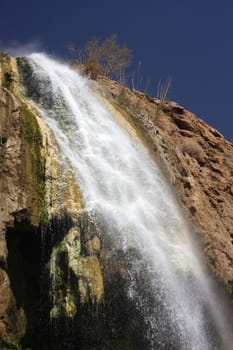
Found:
0,52 -> 233,348
97,76 -> 233,289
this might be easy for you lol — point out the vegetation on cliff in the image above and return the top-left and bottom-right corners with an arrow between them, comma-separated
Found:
21,104 -> 47,224
68,34 -> 132,81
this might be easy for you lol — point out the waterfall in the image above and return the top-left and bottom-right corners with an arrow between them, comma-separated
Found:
18,53 -> 232,349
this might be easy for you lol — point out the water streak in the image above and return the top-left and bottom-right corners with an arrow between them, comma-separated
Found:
19,53 -> 232,349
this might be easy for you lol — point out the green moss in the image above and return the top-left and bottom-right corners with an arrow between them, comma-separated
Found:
206,255 -> 216,268
227,281 -> 233,295
116,87 -> 131,107
0,334 -> 31,350
21,105 -> 48,224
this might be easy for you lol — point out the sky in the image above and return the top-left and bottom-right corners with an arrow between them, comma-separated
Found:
0,0 -> 232,141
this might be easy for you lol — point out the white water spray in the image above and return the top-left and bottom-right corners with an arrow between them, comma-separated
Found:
19,53 -> 232,349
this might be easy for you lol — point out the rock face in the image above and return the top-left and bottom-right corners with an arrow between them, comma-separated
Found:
0,60 -> 29,348
0,52 -> 233,348
0,53 -> 105,349
97,77 -> 233,291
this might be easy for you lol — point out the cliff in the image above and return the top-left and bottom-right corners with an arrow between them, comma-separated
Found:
0,52 -> 232,349
96,77 -> 233,287
0,53 -> 104,349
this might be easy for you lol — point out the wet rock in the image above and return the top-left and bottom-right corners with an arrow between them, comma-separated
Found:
97,76 -> 233,291
1,52 -> 233,348
86,236 -> 101,255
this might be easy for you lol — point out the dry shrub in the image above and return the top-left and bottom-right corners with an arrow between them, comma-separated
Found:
154,77 -> 171,119
116,87 -> 130,107
181,139 -> 206,165
84,58 -> 101,80
68,35 -> 132,81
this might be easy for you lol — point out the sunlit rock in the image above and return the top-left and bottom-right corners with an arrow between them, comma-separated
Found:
0,51 -> 233,350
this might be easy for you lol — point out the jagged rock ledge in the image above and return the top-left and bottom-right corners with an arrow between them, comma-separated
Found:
96,76 -> 233,292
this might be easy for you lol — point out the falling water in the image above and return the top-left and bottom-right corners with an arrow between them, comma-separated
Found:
18,53 -> 232,349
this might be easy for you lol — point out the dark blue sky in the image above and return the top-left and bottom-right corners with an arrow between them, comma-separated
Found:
1,0 -> 232,141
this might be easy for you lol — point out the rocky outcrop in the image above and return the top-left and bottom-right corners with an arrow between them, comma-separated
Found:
0,53 -> 104,349
97,76 -> 233,292
0,85 -> 30,349
1,51 -> 233,348
0,53 -> 48,348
